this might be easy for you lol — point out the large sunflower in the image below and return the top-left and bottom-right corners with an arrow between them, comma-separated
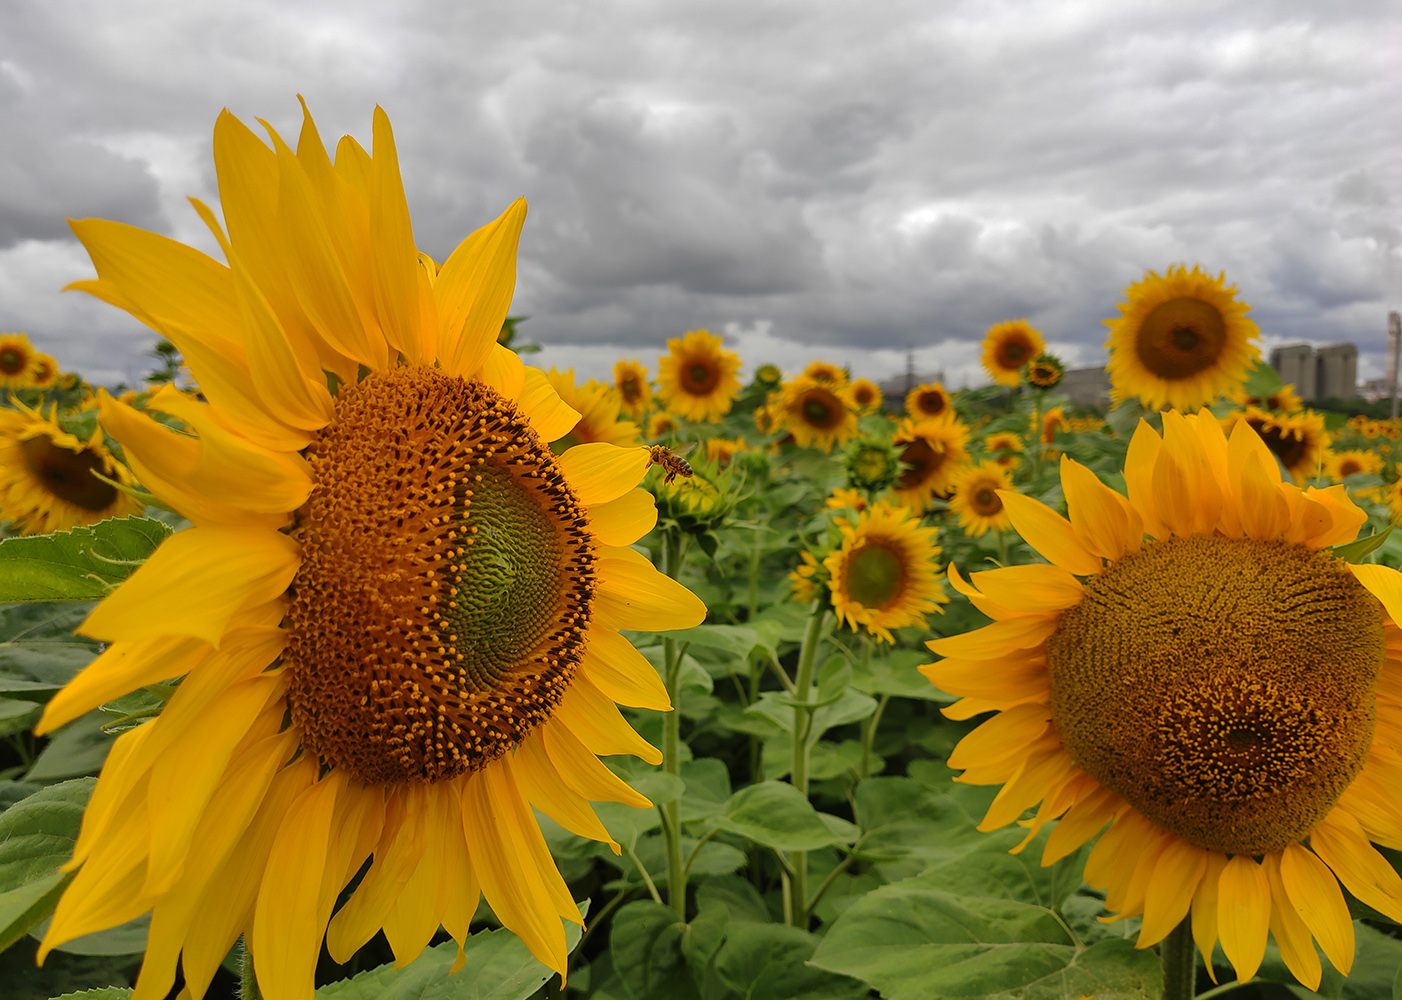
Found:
905,382 -> 951,420
36,103 -> 705,1000
923,410 -> 1402,989
892,415 -> 970,508
948,460 -> 1013,537
612,359 -> 652,419
0,404 -> 142,533
656,329 -> 741,422
775,375 -> 858,452
981,320 -> 1044,387
546,368 -> 641,448
1106,264 -> 1260,411
0,332 -> 36,389
824,502 -> 947,643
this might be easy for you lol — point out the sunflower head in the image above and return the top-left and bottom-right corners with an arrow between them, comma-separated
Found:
948,460 -> 1014,536
843,437 -> 902,493
753,363 -> 783,388
803,359 -> 847,385
28,353 -> 59,389
1234,382 -> 1302,414
612,359 -> 652,419
904,382 -> 951,419
775,376 -> 858,453
1037,406 -> 1069,446
546,368 -> 639,450
823,502 -> 947,643
753,404 -> 778,435
1105,264 -> 1261,411
647,411 -> 679,440
1225,406 -> 1330,485
824,487 -> 870,518
789,549 -> 825,603
1324,449 -> 1383,482
892,415 -> 971,507
981,320 -> 1045,387
850,377 -> 882,414
657,329 -> 742,423
704,436 -> 747,469
1025,354 -> 1064,389
0,333 -> 36,389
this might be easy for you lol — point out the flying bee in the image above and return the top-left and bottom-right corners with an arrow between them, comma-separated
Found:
648,442 -> 697,483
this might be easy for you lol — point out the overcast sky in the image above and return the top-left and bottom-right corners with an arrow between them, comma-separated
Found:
1,0 -> 1397,389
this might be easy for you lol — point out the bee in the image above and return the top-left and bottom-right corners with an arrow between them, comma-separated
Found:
648,442 -> 697,484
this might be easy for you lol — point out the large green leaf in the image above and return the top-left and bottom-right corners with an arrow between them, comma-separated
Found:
25,712 -> 115,783
317,904 -> 586,999
610,901 -> 700,1000
711,922 -> 867,1000
713,781 -> 840,852
0,517 -> 171,603
0,778 -> 92,952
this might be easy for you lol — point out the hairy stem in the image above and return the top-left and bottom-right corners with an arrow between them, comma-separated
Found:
1161,917 -> 1197,1000
787,600 -> 828,927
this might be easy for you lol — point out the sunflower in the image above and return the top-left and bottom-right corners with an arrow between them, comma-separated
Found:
753,405 -> 777,435
1324,449 -> 1384,482
824,487 -> 870,518
704,436 -> 747,468
981,320 -> 1045,387
1025,354 -> 1064,390
37,103 -> 706,1000
823,502 -> 946,643
789,550 -> 823,603
850,377 -> 882,414
1037,406 -> 1069,446
1105,264 -> 1260,411
1232,383 -> 1302,415
0,404 -> 142,534
0,332 -> 36,389
546,368 -> 641,449
892,416 -> 971,508
657,329 -> 742,423
803,360 -> 847,385
647,411 -> 679,439
923,410 -> 1402,990
1225,407 -> 1330,485
775,376 -> 858,453
948,461 -> 1013,537
904,382 -> 951,420
29,352 -> 59,389
612,359 -> 652,419
844,438 -> 902,493
753,363 -> 782,389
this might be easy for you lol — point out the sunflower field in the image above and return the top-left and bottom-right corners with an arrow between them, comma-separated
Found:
3,105 -> 1402,1000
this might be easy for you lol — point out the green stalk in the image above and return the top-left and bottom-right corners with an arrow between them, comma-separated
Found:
748,526 -> 763,622
1161,917 -> 1196,1000
859,693 -> 890,780
660,529 -> 689,919
239,938 -> 262,1000
787,600 -> 828,927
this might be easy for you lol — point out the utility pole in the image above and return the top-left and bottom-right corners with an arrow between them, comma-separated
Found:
1389,311 -> 1401,419
905,345 -> 915,395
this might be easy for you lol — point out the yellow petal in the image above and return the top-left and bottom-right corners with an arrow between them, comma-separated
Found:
1217,854 -> 1271,983
436,199 -> 527,378
1042,785 -> 1120,865
1263,852 -> 1323,990
944,563 -> 1018,619
1302,485 -> 1366,548
589,489 -> 659,547
977,744 -> 1073,832
1237,451 -> 1292,541
365,107 -> 426,362
920,652 -> 1048,702
1311,810 -> 1402,922
558,443 -> 652,506
520,366 -> 581,443
539,720 -> 651,808
382,784 -> 452,967
998,490 -> 1103,575
515,734 -> 618,851
966,564 -> 1085,614
1123,419 -> 1166,538
231,259 -> 335,431
1137,838 -> 1208,947
1279,842 -> 1355,976
436,781 -> 480,953
1352,563 -> 1402,626
581,627 -> 671,711
1060,457 -> 1134,561
80,527 -> 300,646
595,554 -> 707,631
926,614 -> 1057,660
946,703 -> 1052,771
1191,852 -> 1229,984
554,675 -> 663,764
39,634 -> 207,735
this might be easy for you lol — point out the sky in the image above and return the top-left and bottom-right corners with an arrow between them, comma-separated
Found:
0,0 -> 1398,389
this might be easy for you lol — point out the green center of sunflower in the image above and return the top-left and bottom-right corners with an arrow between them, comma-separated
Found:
286,365 -> 595,784
684,360 -> 719,394
1046,535 -> 1382,855
843,543 -> 905,608
20,435 -> 118,511
1136,297 -> 1227,379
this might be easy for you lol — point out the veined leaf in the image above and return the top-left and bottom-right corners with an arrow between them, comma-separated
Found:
0,777 -> 93,952
0,517 -> 172,603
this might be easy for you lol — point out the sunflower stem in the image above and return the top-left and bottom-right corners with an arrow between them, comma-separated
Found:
659,529 -> 690,920
859,692 -> 889,780
1161,917 -> 1196,1000
239,938 -> 262,1000
748,525 -> 763,622
788,600 -> 828,928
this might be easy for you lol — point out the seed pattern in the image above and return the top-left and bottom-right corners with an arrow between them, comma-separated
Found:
285,366 -> 595,784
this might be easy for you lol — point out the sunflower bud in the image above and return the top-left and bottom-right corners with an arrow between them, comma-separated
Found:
843,438 -> 902,493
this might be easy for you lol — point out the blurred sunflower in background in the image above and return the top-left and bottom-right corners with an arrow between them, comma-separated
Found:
985,431 -> 1023,470
925,411 -> 1402,990
704,436 -> 747,468
547,368 -> 642,448
1232,382 -> 1302,414
775,375 -> 858,453
803,360 -> 847,385
29,353 -> 60,390
657,329 -> 742,422
981,320 -> 1045,387
612,359 -> 652,419
1037,406 -> 1069,446
37,102 -> 705,1000
0,333 -> 37,389
752,363 -> 782,389
948,460 -> 1013,537
904,382 -> 951,419
892,415 -> 970,508
0,404 -> 141,533
1106,264 -> 1260,411
1324,449 -> 1383,482
647,411 -> 679,439
824,502 -> 946,643
1025,354 -> 1064,389
850,377 -> 882,414
1225,406 -> 1330,484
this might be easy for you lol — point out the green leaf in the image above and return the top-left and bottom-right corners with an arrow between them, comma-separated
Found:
48,990 -> 134,999
711,922 -> 867,1000
25,712 -> 115,782
854,777 -> 991,879
0,517 -> 172,603
1333,527 -> 1393,564
32,913 -> 149,957
610,900 -> 700,1000
850,648 -> 948,702
317,903 -> 587,999
678,758 -> 732,822
714,781 -> 839,852
0,777 -> 92,952
0,698 -> 42,738
1243,357 -> 1285,400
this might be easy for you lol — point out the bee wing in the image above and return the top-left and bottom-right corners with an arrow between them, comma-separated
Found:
672,441 -> 698,458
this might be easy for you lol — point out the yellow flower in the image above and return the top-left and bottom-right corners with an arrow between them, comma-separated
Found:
850,377 -> 882,414
824,502 -> 946,643
984,431 -> 1023,470
1324,449 -> 1383,482
657,329 -> 741,422
647,411 -> 679,439
1105,264 -> 1260,411
0,333 -> 36,389
39,103 -> 706,998
703,436 -> 747,468
775,376 -> 858,453
753,405 -> 777,435
29,352 -> 59,389
613,359 -> 652,419
1223,407 -> 1330,485
1037,406 -> 1069,446
892,415 -> 971,508
1232,383 -> 1302,414
789,549 -> 823,603
803,359 -> 847,385
825,487 -> 870,515
924,410 -> 1402,990
948,461 -> 1013,537
546,367 -> 641,448
0,404 -> 142,534
904,382 -> 951,420
981,321 -> 1044,387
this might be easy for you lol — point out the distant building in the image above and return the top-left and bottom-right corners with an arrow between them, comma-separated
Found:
1268,344 -> 1357,401
1060,367 -> 1111,405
